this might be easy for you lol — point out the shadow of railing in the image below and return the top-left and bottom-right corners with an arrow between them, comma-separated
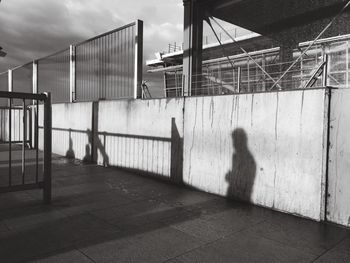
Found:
42,117 -> 183,184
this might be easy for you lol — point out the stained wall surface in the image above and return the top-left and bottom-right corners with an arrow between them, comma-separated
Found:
183,90 -> 328,220
97,98 -> 184,182
31,89 -> 335,223
39,102 -> 93,160
327,88 -> 350,226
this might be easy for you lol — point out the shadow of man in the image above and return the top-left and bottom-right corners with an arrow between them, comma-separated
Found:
225,128 -> 256,202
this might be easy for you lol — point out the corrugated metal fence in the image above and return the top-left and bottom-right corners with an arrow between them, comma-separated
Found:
37,49 -> 70,103
0,20 -> 143,104
76,22 -> 140,101
0,72 -> 8,106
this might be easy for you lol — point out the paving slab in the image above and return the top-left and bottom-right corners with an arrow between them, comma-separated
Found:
0,152 -> 349,263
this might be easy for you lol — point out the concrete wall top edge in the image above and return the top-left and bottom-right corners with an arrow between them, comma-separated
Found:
49,87 -> 329,107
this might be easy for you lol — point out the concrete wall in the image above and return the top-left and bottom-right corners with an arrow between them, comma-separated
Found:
32,88 -> 347,224
327,88 -> 350,226
97,98 -> 184,182
39,102 -> 93,160
183,90 -> 328,220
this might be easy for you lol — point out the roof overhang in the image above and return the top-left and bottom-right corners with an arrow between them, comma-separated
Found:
198,0 -> 350,44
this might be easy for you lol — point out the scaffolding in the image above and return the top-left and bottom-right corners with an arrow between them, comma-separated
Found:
160,35 -> 350,97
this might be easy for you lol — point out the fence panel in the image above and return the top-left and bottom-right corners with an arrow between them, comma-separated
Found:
327,41 -> 349,88
37,49 -> 70,103
12,63 -> 33,105
75,22 -> 139,101
12,63 -> 33,94
0,72 -> 8,106
0,91 -> 51,204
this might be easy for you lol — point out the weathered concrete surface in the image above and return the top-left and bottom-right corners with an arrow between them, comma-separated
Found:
183,89 -> 328,220
97,98 -> 184,182
328,88 -> 350,226
39,102 -> 93,160
27,88 -> 350,225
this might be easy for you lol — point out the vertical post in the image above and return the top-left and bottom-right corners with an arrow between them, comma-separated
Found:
8,69 -> 12,92
35,100 -> 39,183
91,101 -> 99,164
134,20 -> 143,99
31,60 -> 38,149
22,99 -> 26,184
70,45 -> 76,102
262,54 -> 266,91
232,67 -> 235,93
8,98 -> 12,186
279,44 -> 294,90
322,53 -> 329,87
219,62 -> 222,95
237,67 -> 241,93
33,60 -> 38,94
182,0 -> 204,97
175,71 -> 178,97
207,67 -> 210,95
43,93 -> 52,204
8,71 -> 12,180
247,58 -> 250,92
163,73 -> 168,98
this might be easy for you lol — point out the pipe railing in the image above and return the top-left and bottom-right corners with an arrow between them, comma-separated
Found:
0,91 -> 52,204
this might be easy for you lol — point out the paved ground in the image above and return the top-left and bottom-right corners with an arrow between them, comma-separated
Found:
0,150 -> 350,262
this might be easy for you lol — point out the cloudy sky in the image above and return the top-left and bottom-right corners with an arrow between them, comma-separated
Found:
0,0 -> 184,73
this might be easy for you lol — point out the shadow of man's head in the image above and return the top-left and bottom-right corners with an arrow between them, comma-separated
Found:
232,128 -> 248,153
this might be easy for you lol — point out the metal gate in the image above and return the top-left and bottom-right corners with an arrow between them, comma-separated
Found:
0,91 -> 52,204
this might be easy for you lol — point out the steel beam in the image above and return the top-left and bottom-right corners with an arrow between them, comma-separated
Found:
182,0 -> 204,96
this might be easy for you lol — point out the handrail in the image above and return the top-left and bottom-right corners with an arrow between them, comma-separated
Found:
75,21 -> 137,46
0,91 -> 52,204
0,91 -> 48,101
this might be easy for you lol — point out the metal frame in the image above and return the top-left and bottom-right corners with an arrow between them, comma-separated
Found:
134,20 -> 144,99
0,91 -> 52,204
69,45 -> 76,102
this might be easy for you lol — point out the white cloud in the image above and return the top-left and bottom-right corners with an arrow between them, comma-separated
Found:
0,0 -> 183,72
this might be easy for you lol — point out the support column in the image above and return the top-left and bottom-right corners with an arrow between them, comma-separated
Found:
32,60 -> 38,94
182,0 -> 204,97
134,20 -> 143,99
279,45 -> 294,90
8,69 -> 12,92
69,45 -> 76,102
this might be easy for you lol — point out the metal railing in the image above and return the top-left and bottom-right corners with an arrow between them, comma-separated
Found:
190,58 -> 325,96
159,35 -> 350,97
164,71 -> 183,97
162,56 -> 324,97
0,91 -> 52,204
